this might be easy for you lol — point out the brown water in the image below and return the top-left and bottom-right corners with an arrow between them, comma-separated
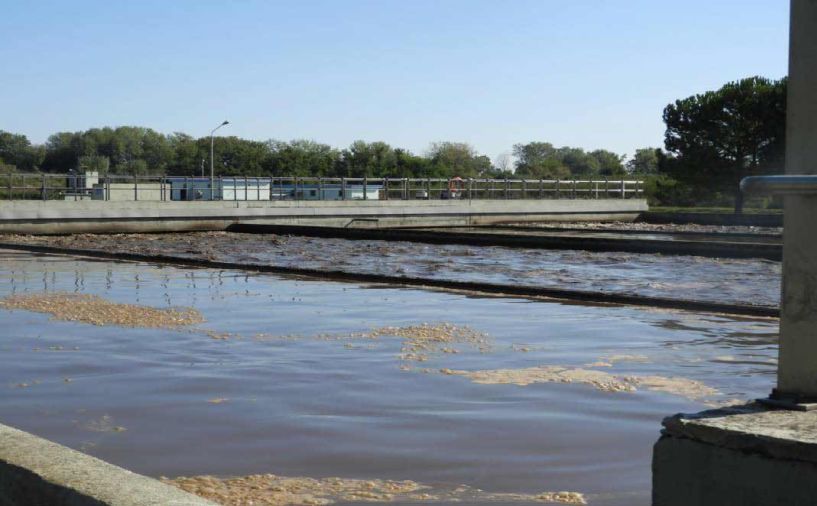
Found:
5,232 -> 782,307
498,221 -> 783,235
0,250 -> 779,505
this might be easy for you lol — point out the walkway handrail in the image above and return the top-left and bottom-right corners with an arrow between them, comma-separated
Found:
0,173 -> 646,202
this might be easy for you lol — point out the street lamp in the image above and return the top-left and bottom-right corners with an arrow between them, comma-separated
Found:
210,120 -> 229,199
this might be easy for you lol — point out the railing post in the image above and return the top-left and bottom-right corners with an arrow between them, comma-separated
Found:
383,178 -> 389,200
363,176 -> 368,200
555,179 -> 560,199
539,178 -> 544,199
41,174 -> 46,201
427,178 -> 431,199
505,178 -> 509,199
341,178 -> 347,200
319,177 -> 324,200
468,178 -> 473,201
572,179 -> 577,199
134,175 -> 138,201
621,179 -> 626,199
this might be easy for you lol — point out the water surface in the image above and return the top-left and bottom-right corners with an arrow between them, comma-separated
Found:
0,250 -> 779,505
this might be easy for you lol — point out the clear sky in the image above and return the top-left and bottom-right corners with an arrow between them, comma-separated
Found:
0,0 -> 789,162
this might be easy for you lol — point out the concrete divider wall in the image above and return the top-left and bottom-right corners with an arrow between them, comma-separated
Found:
641,212 -> 783,227
0,423 -> 214,506
0,199 -> 647,234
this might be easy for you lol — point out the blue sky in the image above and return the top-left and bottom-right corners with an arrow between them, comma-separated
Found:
0,0 -> 788,162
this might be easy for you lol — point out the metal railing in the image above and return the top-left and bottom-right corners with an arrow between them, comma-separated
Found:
0,173 -> 645,202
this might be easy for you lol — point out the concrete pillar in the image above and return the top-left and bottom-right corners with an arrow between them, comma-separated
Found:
777,0 -> 817,399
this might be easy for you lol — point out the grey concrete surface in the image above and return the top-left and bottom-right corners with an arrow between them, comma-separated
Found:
662,403 -> 817,463
778,0 -> 817,399
0,198 -> 646,234
654,403 -> 817,505
0,423 -> 214,506
653,434 -> 817,506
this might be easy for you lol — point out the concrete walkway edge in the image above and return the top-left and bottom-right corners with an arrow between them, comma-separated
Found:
0,423 -> 215,506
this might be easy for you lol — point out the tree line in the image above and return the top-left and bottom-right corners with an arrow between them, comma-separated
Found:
0,74 -> 786,206
0,128 -> 634,180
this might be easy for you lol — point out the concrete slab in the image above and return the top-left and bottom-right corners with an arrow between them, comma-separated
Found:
662,402 -> 817,464
0,423 -> 215,506
654,403 -> 817,506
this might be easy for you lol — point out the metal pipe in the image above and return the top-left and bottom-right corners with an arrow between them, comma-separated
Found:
740,175 -> 817,195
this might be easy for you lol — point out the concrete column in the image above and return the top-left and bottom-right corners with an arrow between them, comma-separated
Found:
777,0 -> 817,399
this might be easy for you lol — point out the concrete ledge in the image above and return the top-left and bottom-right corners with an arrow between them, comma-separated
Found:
0,423 -> 214,506
662,403 -> 817,463
653,403 -> 817,506
0,199 -> 647,234
641,212 -> 783,227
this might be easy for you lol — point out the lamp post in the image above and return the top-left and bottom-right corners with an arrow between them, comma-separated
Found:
210,120 -> 229,199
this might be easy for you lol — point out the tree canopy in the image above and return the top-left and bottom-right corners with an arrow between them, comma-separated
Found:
659,76 -> 787,200
512,142 -> 625,179
2,126 -> 630,181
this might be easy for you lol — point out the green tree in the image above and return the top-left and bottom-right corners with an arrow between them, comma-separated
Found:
426,142 -> 491,177
42,131 -> 83,172
0,131 -> 43,171
393,148 -> 431,178
167,133 -> 205,175
590,149 -> 625,177
267,139 -> 340,177
342,141 -> 397,177
627,148 -> 660,174
512,142 -> 570,179
207,136 -> 271,176
661,76 -> 787,202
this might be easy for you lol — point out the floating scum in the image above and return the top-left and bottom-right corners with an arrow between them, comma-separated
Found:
0,292 -> 204,328
164,473 -> 587,505
0,291 -> 727,405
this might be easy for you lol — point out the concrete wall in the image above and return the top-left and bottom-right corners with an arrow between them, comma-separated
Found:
0,422 -> 214,506
653,435 -> 817,506
0,198 -> 647,234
